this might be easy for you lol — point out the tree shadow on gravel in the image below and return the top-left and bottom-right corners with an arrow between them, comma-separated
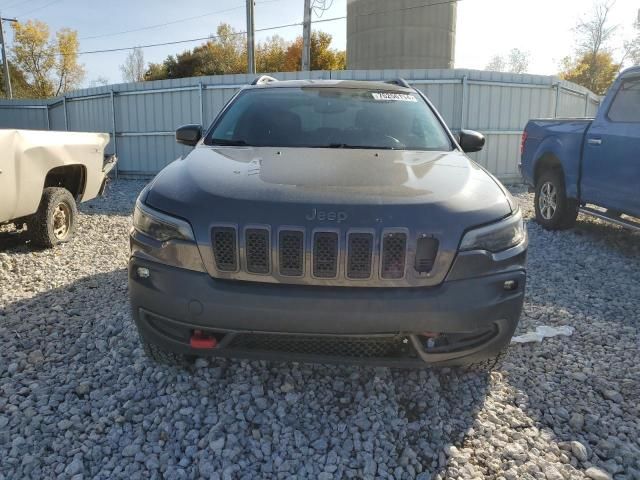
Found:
0,268 -> 493,479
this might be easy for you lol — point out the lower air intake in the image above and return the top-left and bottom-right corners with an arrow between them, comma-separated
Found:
228,333 -> 409,358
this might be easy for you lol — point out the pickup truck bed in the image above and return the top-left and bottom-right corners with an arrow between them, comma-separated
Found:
521,67 -> 640,230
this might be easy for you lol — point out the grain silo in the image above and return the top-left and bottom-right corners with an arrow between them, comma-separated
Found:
347,0 -> 457,70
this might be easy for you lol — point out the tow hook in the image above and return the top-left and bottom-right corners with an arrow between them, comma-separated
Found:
190,330 -> 218,349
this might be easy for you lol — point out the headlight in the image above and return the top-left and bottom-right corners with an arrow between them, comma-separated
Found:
459,209 -> 526,253
133,200 -> 195,242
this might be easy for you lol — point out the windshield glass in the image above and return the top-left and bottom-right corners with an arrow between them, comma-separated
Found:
205,87 -> 453,151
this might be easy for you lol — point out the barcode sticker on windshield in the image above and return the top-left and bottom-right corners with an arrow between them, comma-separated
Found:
371,92 -> 417,102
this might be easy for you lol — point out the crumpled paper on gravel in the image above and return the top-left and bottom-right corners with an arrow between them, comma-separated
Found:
511,325 -> 575,344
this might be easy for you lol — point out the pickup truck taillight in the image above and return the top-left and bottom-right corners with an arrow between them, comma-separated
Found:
520,131 -> 528,155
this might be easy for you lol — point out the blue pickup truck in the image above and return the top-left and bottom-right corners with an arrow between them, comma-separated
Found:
521,66 -> 640,231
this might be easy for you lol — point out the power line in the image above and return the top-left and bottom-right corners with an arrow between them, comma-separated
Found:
0,0 -> 30,11
80,5 -> 246,41
14,0 -> 63,18
75,20 -> 305,56
66,0 -> 459,57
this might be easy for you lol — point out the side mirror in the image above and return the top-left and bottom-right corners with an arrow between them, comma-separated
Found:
176,124 -> 202,146
458,130 -> 485,153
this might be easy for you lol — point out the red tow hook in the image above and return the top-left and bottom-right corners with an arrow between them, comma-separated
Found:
190,330 -> 218,349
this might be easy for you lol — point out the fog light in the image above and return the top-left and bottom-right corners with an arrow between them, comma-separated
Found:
503,280 -> 518,291
137,267 -> 150,278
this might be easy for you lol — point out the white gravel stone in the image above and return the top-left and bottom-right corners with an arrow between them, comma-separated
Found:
1,181 -> 638,479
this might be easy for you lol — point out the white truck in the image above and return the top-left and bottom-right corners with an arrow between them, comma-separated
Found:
0,129 -> 117,247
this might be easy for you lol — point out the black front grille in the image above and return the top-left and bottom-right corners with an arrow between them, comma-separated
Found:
228,333 -> 409,358
381,232 -> 407,279
313,232 -> 339,278
415,236 -> 439,273
347,233 -> 373,279
245,229 -> 270,274
211,227 -> 237,271
279,230 -> 304,276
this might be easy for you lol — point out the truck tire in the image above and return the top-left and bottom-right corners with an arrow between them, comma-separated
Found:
139,336 -> 191,367
534,170 -> 578,230
27,187 -> 78,248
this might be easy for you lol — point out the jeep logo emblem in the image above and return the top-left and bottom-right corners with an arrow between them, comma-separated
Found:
305,208 -> 348,223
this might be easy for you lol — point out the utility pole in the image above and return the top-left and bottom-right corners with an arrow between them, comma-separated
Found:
0,13 -> 17,99
301,0 -> 312,71
246,0 -> 256,74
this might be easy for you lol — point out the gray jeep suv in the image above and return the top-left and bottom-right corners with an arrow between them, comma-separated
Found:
129,76 -> 527,368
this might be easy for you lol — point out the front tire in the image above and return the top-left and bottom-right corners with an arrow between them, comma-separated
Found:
534,170 -> 578,230
27,187 -> 78,248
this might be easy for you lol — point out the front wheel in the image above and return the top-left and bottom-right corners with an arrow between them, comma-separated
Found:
534,171 -> 578,230
27,187 -> 78,248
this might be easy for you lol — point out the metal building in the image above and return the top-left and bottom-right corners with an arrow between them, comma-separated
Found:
347,0 -> 457,70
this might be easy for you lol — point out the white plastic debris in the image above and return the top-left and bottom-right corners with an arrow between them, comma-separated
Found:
511,325 -> 575,344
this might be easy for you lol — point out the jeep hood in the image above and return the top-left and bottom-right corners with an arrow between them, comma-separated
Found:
146,146 -> 512,233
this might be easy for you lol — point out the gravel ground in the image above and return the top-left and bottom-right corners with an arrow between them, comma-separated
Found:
1,180 -> 639,480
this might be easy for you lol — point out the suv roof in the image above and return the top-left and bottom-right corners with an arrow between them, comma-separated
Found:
244,78 -> 415,93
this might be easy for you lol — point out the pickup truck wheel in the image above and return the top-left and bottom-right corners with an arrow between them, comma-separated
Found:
27,187 -> 78,248
534,171 -> 578,230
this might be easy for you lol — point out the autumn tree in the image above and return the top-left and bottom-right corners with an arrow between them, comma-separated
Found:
0,62 -> 31,98
145,23 -> 246,80
145,24 -> 345,80
256,35 -> 288,73
485,48 -> 530,73
622,14 -> 640,67
560,1 -> 619,94
283,31 -> 346,71
121,47 -> 145,82
10,20 -> 84,98
560,52 -> 620,95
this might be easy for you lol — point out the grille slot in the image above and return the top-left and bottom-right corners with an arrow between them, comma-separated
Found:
415,236 -> 439,273
347,233 -> 373,279
211,227 -> 238,271
313,232 -> 339,278
279,230 -> 304,276
228,333 -> 409,358
381,232 -> 407,279
245,229 -> 270,274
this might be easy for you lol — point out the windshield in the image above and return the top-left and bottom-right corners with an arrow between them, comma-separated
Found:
205,87 -> 453,151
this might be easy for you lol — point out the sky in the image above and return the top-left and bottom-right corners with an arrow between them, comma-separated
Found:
0,0 -> 638,87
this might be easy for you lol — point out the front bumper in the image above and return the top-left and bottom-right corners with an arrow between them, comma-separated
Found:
129,257 -> 526,367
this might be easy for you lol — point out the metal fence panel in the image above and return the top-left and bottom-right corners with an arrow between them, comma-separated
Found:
0,69 -> 600,181
0,100 -> 48,130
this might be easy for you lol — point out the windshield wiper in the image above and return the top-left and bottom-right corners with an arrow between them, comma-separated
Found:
210,138 -> 250,146
325,143 -> 394,150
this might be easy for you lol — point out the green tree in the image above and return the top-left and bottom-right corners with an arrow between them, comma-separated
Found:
10,20 -> 84,98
